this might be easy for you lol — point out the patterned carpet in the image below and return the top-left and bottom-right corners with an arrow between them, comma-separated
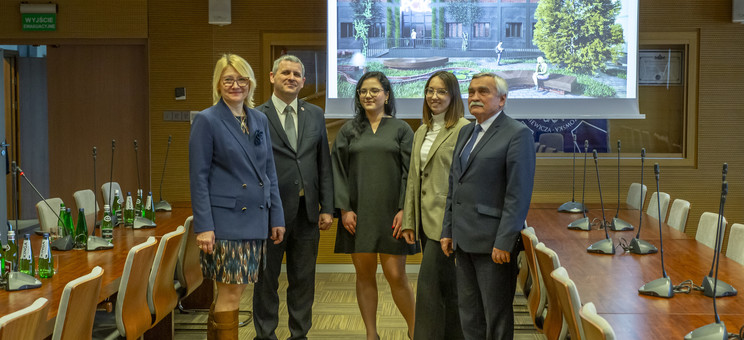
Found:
174,272 -> 545,340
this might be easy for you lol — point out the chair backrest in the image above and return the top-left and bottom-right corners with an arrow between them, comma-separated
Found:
726,223 -> 744,265
175,216 -> 204,299
520,227 -> 546,329
539,133 -> 564,152
579,302 -> 616,340
148,226 -> 185,325
646,192 -> 670,223
0,297 -> 50,340
52,266 -> 104,340
116,236 -> 158,339
667,199 -> 690,232
36,197 -> 64,234
100,182 -> 123,208
73,189 -> 100,235
551,266 -> 585,340
535,242 -> 567,340
695,212 -> 727,249
625,183 -> 647,210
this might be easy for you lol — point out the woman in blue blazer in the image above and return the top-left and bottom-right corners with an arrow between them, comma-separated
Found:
189,54 -> 285,339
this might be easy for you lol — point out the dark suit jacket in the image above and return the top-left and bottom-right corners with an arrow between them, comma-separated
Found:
189,99 -> 284,240
441,112 -> 535,253
256,99 -> 333,224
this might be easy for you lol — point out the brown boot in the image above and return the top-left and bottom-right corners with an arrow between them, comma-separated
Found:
207,302 -> 217,340
213,310 -> 239,340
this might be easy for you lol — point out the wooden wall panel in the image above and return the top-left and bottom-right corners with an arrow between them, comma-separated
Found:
47,45 -> 149,206
0,0 -> 147,41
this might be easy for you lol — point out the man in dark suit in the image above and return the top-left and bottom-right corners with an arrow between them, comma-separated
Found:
253,55 -> 334,340
440,72 -> 535,340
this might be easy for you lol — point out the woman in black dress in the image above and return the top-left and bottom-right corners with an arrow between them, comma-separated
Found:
332,71 -> 416,339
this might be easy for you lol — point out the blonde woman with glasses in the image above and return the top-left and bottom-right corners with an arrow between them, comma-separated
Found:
189,53 -> 285,339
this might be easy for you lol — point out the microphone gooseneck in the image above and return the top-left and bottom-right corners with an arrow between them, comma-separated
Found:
571,134 -> 577,202
158,136 -> 172,201
615,140 -> 621,218
709,163 -> 728,278
92,147 -> 98,230
134,139 -> 141,191
593,150 -> 609,237
713,181 -> 727,323
655,164 -> 668,278
108,140 -> 115,207
635,149 -> 646,239
581,140 -> 589,218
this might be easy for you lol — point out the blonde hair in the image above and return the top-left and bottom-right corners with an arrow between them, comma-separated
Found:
212,54 -> 257,108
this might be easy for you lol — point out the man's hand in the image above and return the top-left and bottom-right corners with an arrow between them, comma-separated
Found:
270,226 -> 286,244
196,231 -> 216,254
341,210 -> 357,235
401,230 -> 415,245
441,238 -> 454,257
318,213 -> 333,231
491,247 -> 510,264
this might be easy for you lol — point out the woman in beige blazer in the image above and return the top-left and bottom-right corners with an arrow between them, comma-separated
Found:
399,71 -> 469,340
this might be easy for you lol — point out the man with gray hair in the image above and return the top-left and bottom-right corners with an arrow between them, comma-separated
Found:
440,73 -> 535,339
253,54 -> 334,340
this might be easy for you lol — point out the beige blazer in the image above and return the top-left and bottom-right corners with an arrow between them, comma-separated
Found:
403,117 -> 470,241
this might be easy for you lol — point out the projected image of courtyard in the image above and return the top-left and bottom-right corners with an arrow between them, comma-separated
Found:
333,0 -> 635,100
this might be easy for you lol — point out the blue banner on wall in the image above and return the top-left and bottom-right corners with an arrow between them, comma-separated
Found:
518,119 -> 609,153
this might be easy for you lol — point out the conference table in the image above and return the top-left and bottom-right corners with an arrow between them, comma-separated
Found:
527,203 -> 744,339
0,205 -> 192,338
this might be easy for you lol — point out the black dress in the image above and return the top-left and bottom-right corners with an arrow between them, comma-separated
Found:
332,117 -> 415,255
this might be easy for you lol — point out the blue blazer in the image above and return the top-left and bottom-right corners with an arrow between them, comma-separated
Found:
441,112 -> 535,253
189,99 -> 285,240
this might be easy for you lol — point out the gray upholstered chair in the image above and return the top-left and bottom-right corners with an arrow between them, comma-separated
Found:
667,199 -> 690,232
646,192 -> 670,223
695,212 -> 727,249
625,183 -> 647,210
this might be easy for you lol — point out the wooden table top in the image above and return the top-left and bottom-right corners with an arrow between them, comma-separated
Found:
0,206 -> 192,337
526,204 -> 744,339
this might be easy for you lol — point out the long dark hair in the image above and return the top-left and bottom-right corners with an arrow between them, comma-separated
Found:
352,71 -> 396,135
422,71 -> 464,129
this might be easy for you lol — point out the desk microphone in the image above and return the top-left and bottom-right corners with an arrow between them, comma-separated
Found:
568,140 -> 591,230
637,163 -> 673,298
629,149 -> 657,254
87,147 -> 113,251
132,138 -> 156,230
610,140 -> 633,231
155,135 -> 172,211
685,180 -> 730,339
701,164 -> 736,298
7,163 -> 43,291
107,140 -> 118,225
16,165 -> 74,251
559,134 -> 587,213
587,150 -> 615,254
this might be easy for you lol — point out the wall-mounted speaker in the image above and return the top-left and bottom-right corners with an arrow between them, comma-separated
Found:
209,0 -> 231,26
734,0 -> 744,23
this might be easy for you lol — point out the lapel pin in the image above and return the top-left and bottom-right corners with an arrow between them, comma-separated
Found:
301,107 -> 305,111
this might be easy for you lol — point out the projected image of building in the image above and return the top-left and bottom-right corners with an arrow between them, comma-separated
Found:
329,0 -> 637,109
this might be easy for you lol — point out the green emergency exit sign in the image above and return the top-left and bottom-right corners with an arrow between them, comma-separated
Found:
22,13 -> 56,31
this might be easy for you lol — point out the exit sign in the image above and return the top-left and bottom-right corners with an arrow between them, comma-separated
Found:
22,13 -> 56,31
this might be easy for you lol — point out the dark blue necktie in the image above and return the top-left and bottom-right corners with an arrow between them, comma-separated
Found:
460,125 -> 482,169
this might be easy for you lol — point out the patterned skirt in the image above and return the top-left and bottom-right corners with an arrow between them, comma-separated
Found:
200,239 -> 265,284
